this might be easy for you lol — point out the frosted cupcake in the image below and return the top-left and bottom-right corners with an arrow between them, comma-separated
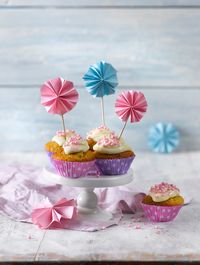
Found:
51,134 -> 96,178
93,133 -> 135,175
141,182 -> 184,222
87,125 -> 114,150
45,130 -> 76,157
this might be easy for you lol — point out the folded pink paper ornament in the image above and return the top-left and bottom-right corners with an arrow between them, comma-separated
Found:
115,90 -> 147,123
41,77 -> 79,115
32,198 -> 77,229
115,90 -> 147,138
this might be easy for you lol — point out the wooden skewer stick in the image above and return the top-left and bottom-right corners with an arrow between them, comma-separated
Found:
101,97 -> 105,126
61,114 -> 67,139
119,120 -> 128,139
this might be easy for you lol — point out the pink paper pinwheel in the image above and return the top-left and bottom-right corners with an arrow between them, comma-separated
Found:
32,198 -> 77,229
115,90 -> 147,123
40,77 -> 79,133
41,77 -> 78,115
115,90 -> 147,137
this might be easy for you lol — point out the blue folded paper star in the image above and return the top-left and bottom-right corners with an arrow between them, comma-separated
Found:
148,123 -> 180,153
83,61 -> 118,97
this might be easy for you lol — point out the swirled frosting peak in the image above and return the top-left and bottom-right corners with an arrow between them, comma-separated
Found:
149,182 -> 180,202
63,134 -> 89,154
87,125 -> 114,142
52,130 -> 76,146
93,133 -> 131,154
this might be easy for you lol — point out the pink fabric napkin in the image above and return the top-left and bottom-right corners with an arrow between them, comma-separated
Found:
0,164 -> 144,231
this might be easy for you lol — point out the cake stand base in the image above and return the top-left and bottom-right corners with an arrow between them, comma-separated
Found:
43,166 -> 133,226
76,187 -> 112,221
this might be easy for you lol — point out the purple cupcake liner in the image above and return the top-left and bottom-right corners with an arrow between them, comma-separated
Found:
46,151 -> 54,166
95,156 -> 135,175
51,158 -> 96,178
141,203 -> 183,222
46,151 -> 53,158
87,164 -> 102,177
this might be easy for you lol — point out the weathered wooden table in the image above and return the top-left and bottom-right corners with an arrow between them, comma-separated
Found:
0,152 -> 199,263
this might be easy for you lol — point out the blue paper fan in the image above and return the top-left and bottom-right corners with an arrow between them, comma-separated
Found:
82,61 -> 118,97
148,123 -> 180,153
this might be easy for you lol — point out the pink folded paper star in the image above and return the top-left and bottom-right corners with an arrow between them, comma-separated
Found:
115,90 -> 147,123
32,198 -> 77,229
40,77 -> 79,115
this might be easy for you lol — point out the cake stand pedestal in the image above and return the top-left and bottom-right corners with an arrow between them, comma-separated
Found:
43,166 -> 133,223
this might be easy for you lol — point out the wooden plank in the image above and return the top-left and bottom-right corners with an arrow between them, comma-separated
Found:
0,87 -> 199,152
33,152 -> 200,261
0,215 -> 45,261
36,208 -> 200,261
0,152 -> 199,262
0,9 -> 199,87
1,0 -> 200,8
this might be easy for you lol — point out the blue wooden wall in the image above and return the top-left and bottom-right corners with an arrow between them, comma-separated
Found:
0,0 -> 199,152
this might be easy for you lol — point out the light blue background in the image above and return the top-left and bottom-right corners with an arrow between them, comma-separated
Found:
0,0 -> 199,152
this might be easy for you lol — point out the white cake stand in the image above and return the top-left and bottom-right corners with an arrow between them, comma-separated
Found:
43,166 -> 133,222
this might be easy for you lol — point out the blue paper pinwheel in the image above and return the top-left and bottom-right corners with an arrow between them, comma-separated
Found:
148,123 -> 180,153
82,61 -> 118,97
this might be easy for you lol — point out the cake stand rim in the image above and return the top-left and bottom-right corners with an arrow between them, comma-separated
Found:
42,165 -> 133,188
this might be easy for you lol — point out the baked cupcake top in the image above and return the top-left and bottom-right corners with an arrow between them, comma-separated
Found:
63,134 -> 89,154
93,133 -> 131,154
148,182 -> 180,202
52,130 -> 76,146
87,125 -> 114,142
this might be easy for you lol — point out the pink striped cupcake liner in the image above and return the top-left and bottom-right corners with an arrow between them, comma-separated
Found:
141,203 -> 183,222
51,158 -> 97,178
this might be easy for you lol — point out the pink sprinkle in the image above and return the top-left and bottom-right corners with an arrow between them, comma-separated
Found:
135,225 -> 141,229
64,134 -> 84,146
56,130 -> 75,137
97,133 -> 120,147
28,235 -> 32,239
87,126 -> 113,138
98,125 -> 109,130
150,182 -> 179,194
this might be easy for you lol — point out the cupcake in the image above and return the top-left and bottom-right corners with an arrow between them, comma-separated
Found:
87,125 -> 114,150
51,134 -> 96,178
93,133 -> 135,175
45,130 -> 76,157
141,182 -> 184,222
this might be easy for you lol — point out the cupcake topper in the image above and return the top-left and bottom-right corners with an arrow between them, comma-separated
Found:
40,77 -> 79,136
115,90 -> 148,138
148,123 -> 180,153
83,61 -> 118,125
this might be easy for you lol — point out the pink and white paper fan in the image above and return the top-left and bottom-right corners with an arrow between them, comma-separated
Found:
115,90 -> 147,137
40,77 -> 79,133
32,198 -> 77,229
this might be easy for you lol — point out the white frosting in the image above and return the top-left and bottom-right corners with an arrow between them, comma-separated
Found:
87,126 -> 113,142
63,135 -> 89,154
93,137 -> 131,155
148,182 -> 180,202
52,135 -> 66,146
52,130 -> 76,146
149,190 -> 180,202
